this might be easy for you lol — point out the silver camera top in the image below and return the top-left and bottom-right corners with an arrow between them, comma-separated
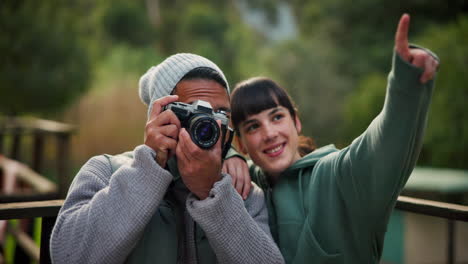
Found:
165,100 -> 229,126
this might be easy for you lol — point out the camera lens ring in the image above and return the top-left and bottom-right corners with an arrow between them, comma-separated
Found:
188,115 -> 220,149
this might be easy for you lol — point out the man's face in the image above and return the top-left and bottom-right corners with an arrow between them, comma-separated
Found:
173,79 -> 230,118
170,79 -> 230,199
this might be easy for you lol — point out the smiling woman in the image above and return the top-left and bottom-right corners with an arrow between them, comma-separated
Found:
231,77 -> 314,182
230,14 -> 440,264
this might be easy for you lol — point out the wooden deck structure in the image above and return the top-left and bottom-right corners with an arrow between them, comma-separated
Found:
0,117 -> 74,263
0,196 -> 466,263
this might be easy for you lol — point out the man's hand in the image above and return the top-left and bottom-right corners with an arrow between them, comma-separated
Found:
176,121 -> 223,200
395,14 -> 439,84
222,157 -> 251,200
144,95 -> 181,167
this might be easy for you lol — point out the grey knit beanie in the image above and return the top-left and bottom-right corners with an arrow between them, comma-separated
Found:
139,53 -> 229,117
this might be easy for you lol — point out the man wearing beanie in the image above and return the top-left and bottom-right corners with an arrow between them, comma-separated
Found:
50,53 -> 284,264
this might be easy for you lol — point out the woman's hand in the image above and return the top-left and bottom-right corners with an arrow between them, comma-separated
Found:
222,157 -> 251,200
395,14 -> 439,84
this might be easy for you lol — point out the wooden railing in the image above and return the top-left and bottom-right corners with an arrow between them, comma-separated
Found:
0,156 -> 58,202
395,196 -> 468,264
0,117 -> 74,263
396,196 -> 468,221
0,117 -> 75,198
0,200 -> 63,264
0,196 -> 465,264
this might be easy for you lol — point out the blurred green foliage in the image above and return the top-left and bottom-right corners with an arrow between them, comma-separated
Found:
154,0 -> 263,84
287,0 -> 468,76
0,0 -> 91,115
343,16 -> 468,169
1,0 -> 466,169
343,73 -> 387,143
101,1 -> 156,47
414,16 -> 468,169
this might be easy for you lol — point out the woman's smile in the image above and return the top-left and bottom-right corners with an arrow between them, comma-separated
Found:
264,143 -> 285,157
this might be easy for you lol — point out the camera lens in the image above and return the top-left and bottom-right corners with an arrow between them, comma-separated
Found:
189,115 -> 220,149
198,122 -> 214,141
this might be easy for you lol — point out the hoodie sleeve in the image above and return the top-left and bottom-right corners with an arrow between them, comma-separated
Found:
325,47 -> 438,227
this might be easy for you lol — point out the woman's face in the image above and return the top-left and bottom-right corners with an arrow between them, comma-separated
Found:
237,105 -> 302,179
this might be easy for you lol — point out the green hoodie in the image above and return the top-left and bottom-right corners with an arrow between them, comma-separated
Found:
250,49 -> 438,264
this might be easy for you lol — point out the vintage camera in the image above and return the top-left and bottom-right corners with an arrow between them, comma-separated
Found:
164,100 -> 232,151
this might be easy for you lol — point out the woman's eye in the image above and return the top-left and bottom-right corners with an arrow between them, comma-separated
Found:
273,114 -> 284,121
246,124 -> 259,132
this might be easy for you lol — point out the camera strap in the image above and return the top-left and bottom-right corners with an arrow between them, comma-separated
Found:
221,126 -> 234,159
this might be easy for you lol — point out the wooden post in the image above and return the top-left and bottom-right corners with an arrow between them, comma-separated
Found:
0,118 -> 6,155
0,130 -> 4,155
33,132 -> 45,174
447,219 -> 455,264
11,128 -> 22,161
40,217 -> 56,264
56,134 -> 70,199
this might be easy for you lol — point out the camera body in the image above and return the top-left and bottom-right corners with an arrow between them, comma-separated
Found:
164,100 -> 229,149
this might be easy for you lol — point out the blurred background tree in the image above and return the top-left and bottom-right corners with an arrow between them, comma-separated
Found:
0,0 -> 92,116
418,16 -> 468,169
343,16 -> 468,169
1,0 -> 466,170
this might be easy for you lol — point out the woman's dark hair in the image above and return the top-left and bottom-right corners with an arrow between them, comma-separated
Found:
231,77 -> 316,156
179,67 -> 227,90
